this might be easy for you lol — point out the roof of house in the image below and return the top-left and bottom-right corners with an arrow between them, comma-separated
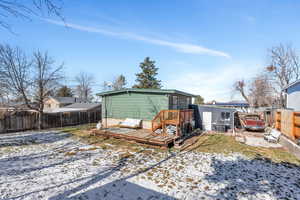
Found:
207,100 -> 249,107
196,104 -> 237,111
44,103 -> 101,113
97,88 -> 196,97
64,103 -> 101,110
283,79 -> 300,90
50,97 -> 84,104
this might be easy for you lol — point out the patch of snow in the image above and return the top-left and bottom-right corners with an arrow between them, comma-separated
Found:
245,136 -> 282,148
0,131 -> 299,200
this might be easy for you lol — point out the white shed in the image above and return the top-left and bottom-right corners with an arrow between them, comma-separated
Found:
283,80 -> 300,111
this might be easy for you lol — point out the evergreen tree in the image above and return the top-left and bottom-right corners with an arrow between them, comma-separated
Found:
194,95 -> 204,104
133,57 -> 161,89
56,86 -> 73,97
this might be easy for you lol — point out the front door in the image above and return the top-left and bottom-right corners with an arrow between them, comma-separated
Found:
203,112 -> 212,131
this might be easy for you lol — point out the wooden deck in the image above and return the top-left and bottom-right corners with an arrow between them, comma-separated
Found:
91,127 -> 175,147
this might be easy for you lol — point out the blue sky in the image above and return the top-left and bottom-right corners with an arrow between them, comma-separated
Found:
1,0 -> 300,101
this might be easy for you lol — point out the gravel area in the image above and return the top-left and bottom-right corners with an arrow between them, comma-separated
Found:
1,131 -> 300,200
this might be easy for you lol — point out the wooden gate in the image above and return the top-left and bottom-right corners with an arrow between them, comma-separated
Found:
275,109 -> 300,140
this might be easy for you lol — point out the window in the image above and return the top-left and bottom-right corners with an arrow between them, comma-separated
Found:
171,96 -> 178,109
221,112 -> 230,121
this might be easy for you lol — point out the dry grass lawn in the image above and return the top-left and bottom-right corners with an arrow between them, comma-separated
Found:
189,134 -> 300,165
58,124 -> 300,165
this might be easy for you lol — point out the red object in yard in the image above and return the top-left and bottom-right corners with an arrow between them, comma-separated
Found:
241,114 -> 265,131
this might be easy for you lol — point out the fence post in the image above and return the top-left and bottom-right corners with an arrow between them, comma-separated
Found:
78,112 -> 80,125
60,112 -> 63,128
293,112 -> 296,139
275,111 -> 280,131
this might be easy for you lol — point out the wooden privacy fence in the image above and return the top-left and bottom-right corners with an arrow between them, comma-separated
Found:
0,110 -> 101,133
0,111 -> 38,133
275,109 -> 300,140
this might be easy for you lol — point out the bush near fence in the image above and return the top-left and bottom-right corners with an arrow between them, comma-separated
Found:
0,110 -> 101,133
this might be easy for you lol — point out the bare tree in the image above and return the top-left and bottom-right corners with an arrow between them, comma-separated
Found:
0,44 -> 63,129
74,72 -> 94,102
0,0 -> 63,31
266,43 -> 300,107
0,83 -> 9,105
0,44 -> 32,104
233,80 -> 250,104
233,44 -> 300,108
233,74 -> 277,107
32,51 -> 63,128
112,74 -> 126,90
248,74 -> 276,107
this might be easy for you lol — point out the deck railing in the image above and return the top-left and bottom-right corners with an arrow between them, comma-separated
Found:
151,109 -> 193,137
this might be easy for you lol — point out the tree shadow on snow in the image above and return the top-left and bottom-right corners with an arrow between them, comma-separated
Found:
0,151 -> 89,178
0,140 -> 87,185
48,151 -> 176,200
0,140 -> 80,163
204,156 -> 300,199
0,131 -> 71,147
9,150 -> 176,200
53,180 -> 174,200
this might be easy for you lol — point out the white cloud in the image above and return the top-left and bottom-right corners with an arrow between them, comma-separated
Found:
165,63 -> 261,102
45,19 -> 231,58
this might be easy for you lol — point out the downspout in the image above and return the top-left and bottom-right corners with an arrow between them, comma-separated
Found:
105,95 -> 107,129
282,88 -> 287,109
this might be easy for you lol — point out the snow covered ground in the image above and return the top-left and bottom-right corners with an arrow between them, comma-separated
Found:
1,131 -> 300,200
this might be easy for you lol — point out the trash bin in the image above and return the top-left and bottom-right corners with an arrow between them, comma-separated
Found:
213,124 -> 226,132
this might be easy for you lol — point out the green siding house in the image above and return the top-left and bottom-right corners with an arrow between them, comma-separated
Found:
97,88 -> 195,129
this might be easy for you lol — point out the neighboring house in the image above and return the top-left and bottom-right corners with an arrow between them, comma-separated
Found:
44,97 -> 85,111
65,103 -> 101,110
97,88 -> 195,129
43,103 -> 102,126
283,79 -> 300,111
44,103 -> 101,113
207,100 -> 250,112
190,105 -> 236,132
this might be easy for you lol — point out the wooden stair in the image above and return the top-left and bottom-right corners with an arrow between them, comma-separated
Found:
151,109 -> 193,137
